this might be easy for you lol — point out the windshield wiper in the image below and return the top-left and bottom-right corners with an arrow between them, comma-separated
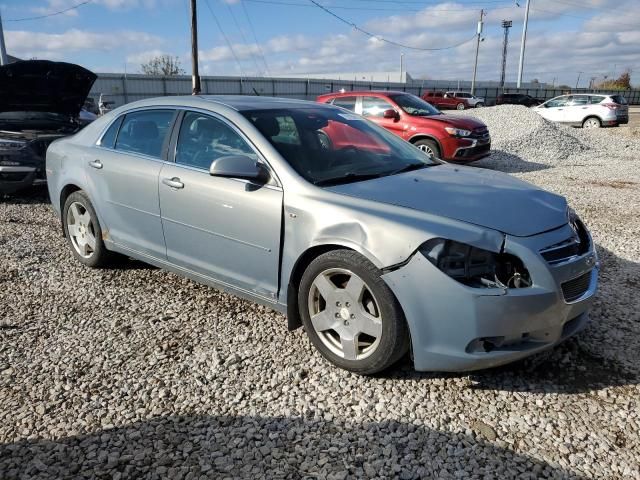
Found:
388,162 -> 435,176
315,172 -> 386,187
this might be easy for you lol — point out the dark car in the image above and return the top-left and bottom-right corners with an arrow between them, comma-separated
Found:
495,93 -> 541,107
0,60 -> 96,195
317,91 -> 490,162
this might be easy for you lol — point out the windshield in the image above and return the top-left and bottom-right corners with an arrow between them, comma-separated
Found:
389,94 -> 441,117
242,106 -> 438,186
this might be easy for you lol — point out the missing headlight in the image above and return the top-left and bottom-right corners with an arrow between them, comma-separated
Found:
419,238 -> 531,289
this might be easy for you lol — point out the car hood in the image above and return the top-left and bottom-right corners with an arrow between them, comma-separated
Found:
0,60 -> 96,116
413,114 -> 487,130
327,164 -> 567,237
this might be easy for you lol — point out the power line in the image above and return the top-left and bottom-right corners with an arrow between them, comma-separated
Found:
6,0 -> 92,22
308,0 -> 477,51
203,0 -> 245,78
226,1 -> 263,76
244,0 -> 514,13
241,0 -> 271,76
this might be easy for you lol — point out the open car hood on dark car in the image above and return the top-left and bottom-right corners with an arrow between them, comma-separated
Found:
327,164 -> 568,237
0,60 -> 96,116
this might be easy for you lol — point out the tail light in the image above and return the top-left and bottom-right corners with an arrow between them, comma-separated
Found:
602,103 -> 620,110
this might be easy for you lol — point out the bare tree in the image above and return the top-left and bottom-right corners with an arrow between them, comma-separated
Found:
140,55 -> 185,76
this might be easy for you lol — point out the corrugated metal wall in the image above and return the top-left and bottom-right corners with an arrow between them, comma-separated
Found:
90,73 -> 640,107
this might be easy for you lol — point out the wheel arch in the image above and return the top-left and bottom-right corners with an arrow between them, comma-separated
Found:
59,184 -> 83,237
408,134 -> 443,155
286,244 -> 356,331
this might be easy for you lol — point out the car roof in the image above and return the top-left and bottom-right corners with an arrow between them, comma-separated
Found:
115,95 -> 336,112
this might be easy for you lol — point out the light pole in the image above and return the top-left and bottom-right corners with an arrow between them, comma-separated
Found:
400,53 -> 404,83
575,71 -> 583,89
0,11 -> 8,66
471,9 -> 484,95
516,0 -> 531,89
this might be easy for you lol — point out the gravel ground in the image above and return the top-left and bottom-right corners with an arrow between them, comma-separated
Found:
1,105 -> 639,479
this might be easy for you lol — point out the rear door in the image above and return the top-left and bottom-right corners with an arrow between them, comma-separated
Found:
565,95 -> 590,123
158,110 -> 283,299
88,108 -> 176,258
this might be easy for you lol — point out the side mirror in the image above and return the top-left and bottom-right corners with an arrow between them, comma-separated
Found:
383,109 -> 399,120
209,155 -> 270,183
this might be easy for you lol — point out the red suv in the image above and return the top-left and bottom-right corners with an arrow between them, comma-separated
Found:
421,91 -> 470,110
316,91 -> 490,162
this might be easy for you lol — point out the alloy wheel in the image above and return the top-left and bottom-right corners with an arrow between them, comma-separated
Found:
417,144 -> 435,158
583,118 -> 601,129
307,268 -> 382,361
66,201 -> 97,258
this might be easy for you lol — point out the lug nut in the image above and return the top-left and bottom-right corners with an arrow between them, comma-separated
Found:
336,301 -> 341,307
350,314 -> 355,319
335,313 -> 340,318
345,302 -> 351,307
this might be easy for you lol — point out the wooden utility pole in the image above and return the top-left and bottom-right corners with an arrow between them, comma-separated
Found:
190,0 -> 201,95
470,9 -> 484,95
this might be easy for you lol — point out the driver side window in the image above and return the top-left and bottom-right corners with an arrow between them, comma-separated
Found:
546,96 -> 569,108
175,112 -> 257,170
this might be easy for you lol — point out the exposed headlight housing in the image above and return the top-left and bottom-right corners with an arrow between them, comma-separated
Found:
419,238 -> 531,289
444,127 -> 471,137
0,139 -> 27,151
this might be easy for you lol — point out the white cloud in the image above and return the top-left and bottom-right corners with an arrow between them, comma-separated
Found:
5,29 -> 164,57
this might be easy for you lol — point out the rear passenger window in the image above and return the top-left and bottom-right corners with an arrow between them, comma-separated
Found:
175,112 -> 257,170
98,116 -> 123,148
115,110 -> 174,158
331,96 -> 357,112
589,96 -> 605,104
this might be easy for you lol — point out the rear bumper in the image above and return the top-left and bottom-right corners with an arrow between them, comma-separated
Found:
0,166 -> 46,195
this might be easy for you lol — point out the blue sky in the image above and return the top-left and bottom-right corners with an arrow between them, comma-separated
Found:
1,0 -> 638,86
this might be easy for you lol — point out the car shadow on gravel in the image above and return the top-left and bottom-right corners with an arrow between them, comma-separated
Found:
382,243 -> 640,395
474,151 -> 552,173
0,414 -> 588,479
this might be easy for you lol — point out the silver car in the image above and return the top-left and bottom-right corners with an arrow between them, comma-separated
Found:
47,96 -> 599,374
533,93 -> 629,128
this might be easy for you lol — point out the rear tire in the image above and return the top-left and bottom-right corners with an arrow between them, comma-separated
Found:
63,190 -> 114,268
456,103 -> 466,110
582,117 -> 601,129
298,250 -> 410,375
413,139 -> 440,159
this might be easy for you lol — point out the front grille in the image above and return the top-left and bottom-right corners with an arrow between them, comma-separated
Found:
561,271 -> 592,302
470,127 -> 490,141
540,217 -> 590,264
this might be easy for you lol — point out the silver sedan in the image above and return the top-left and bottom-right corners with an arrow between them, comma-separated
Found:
46,96 -> 599,374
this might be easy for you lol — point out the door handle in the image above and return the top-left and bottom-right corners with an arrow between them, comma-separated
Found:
88,159 -> 103,169
162,177 -> 184,189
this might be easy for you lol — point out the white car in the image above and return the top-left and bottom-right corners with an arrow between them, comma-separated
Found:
445,91 -> 485,108
533,94 -> 629,128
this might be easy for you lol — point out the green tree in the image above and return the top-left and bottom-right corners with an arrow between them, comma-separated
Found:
140,55 -> 185,76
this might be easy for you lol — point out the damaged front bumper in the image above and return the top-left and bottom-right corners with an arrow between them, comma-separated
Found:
382,223 -> 599,372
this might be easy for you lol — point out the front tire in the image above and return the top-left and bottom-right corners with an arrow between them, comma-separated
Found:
298,250 -> 410,375
414,138 -> 440,159
63,190 -> 113,268
475,102 -> 484,108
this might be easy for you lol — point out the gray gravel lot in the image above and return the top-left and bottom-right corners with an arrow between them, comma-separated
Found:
1,105 -> 639,479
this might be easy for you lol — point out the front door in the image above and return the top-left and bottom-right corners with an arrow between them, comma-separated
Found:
87,109 -> 175,258
158,110 -> 283,299
360,96 -> 406,137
